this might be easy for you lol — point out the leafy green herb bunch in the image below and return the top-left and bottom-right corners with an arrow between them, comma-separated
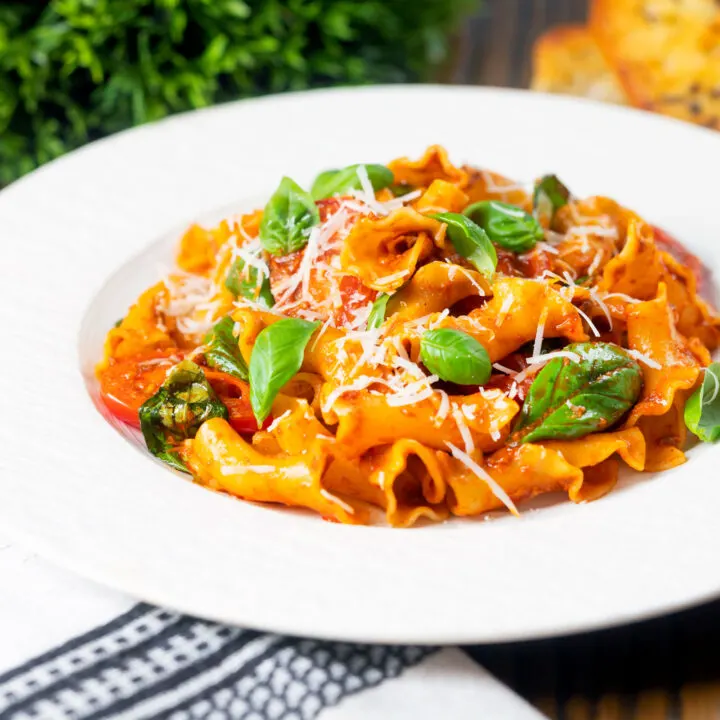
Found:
0,0 -> 475,186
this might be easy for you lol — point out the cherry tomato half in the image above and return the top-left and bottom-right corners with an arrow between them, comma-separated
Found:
98,349 -> 182,427
224,398 -> 271,434
204,369 -> 272,434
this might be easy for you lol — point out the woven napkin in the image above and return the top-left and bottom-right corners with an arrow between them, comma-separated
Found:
0,533 -> 542,720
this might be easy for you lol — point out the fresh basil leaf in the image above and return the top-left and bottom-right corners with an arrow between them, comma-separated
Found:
420,328 -> 491,385
463,200 -> 544,253
310,163 -> 394,200
259,176 -> 319,256
156,451 -> 190,473
430,212 -> 497,277
203,316 -> 248,381
389,183 -> 416,197
533,174 -> 570,225
249,317 -> 320,423
367,293 -> 391,330
113,318 -> 123,328
139,360 -> 228,471
685,362 -> 720,442
310,169 -> 338,198
225,256 -> 274,308
511,342 -> 643,444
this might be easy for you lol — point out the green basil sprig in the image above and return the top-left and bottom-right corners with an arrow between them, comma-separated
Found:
249,318 -> 320,423
463,200 -> 544,253
259,177 -> 319,256
203,317 -> 248,381
430,212 -> 497,277
366,293 -> 391,330
685,362 -> 720,442
533,174 -> 570,224
225,256 -> 274,308
420,328 -> 492,385
311,164 -> 394,200
510,342 -> 643,444
139,360 -> 228,471
389,183 -> 416,197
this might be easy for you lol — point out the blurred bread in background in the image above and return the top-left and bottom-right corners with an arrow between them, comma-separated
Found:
531,25 -> 626,104
531,0 -> 720,130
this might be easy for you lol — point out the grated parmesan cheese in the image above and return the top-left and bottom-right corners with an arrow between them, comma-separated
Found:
221,464 -> 275,475
392,335 -> 410,361
386,386 -> 435,407
587,249 -> 604,277
444,260 -> 486,295
516,350 -> 582,383
445,442 -> 519,516
492,362 -> 515,375
588,288 -> 613,330
233,242 -> 269,278
480,170 -> 529,196
627,349 -> 662,370
310,317 -> 334,352
567,225 -> 618,240
374,269 -> 410,287
574,305 -> 601,337
319,488 -> 355,514
533,306 -> 549,358
137,357 -> 175,369
452,406 -> 475,454
428,308 -> 450,330
392,356 -> 426,379
386,375 -> 440,407
704,367 -> 720,405
322,375 -> 394,413
526,350 -> 582,365
347,167 -> 420,216
536,241 -> 560,255
540,270 -> 568,285
267,410 -> 292,433
436,390 -> 451,425
600,292 -> 641,304
348,302 -> 374,331
376,471 -> 387,490
497,293 -> 515,323
461,404 -> 477,421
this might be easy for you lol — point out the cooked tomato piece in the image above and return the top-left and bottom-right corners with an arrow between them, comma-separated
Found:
98,348 -> 182,426
204,369 -> 271,433
334,275 -> 377,328
223,398 -> 269,433
524,246 -> 554,278
484,352 -> 536,400
317,196 -> 348,222
203,369 -> 249,396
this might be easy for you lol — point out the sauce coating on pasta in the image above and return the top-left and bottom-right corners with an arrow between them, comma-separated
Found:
97,146 -> 720,526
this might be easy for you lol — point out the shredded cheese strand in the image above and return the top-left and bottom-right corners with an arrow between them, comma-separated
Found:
445,442 -> 519,517
627,349 -> 662,370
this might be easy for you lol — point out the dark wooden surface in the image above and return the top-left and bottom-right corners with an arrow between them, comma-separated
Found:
453,2 -> 720,719
472,601 -> 720,719
446,0 -> 588,88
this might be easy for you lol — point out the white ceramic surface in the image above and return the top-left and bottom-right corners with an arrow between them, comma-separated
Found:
1,86 -> 719,644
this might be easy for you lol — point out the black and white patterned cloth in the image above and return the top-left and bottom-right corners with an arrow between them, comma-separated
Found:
0,535 -> 542,720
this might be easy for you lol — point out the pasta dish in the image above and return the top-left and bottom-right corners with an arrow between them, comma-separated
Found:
97,146 -> 720,526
